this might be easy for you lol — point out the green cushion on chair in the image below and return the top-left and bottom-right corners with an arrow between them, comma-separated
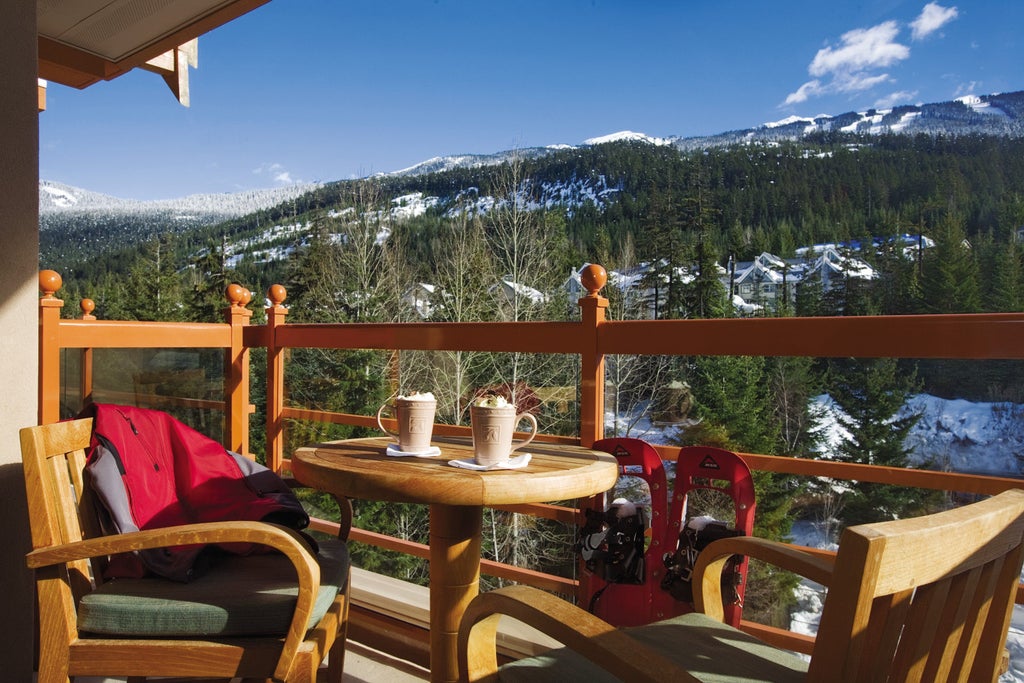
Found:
78,539 -> 349,637
499,611 -> 808,683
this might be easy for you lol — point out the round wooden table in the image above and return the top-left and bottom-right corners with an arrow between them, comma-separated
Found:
291,436 -> 618,683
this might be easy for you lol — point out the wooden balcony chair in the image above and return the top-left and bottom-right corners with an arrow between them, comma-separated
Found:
459,488 -> 1024,682
21,417 -> 351,683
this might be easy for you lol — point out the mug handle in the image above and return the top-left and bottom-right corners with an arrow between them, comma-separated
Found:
376,404 -> 400,439
508,413 -> 539,454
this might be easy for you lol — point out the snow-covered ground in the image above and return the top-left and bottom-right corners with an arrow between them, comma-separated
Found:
608,393 -> 1024,679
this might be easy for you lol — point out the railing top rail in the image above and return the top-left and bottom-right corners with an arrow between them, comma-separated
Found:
599,313 -> 1024,359
269,320 -> 586,353
57,319 -> 233,349
244,312 -> 1024,360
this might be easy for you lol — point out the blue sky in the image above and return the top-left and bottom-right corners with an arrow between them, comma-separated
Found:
39,1 -> 1022,201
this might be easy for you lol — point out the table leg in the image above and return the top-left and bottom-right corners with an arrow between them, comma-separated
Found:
429,503 -> 483,683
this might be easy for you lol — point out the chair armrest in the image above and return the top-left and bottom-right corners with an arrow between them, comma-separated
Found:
693,536 -> 835,621
27,520 -> 321,682
458,584 -> 701,683
25,520 -> 317,570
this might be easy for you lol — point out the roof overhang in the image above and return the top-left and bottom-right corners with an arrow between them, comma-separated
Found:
37,0 -> 269,106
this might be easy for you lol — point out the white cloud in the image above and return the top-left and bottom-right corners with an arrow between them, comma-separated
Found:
785,20 -> 909,105
785,80 -> 823,105
809,21 -> 909,77
911,2 -> 958,40
834,71 -> 893,94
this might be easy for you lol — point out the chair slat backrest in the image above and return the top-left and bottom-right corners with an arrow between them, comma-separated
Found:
20,418 -> 100,602
808,489 -> 1024,682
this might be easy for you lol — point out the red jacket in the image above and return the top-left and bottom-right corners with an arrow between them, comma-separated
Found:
81,403 -> 308,581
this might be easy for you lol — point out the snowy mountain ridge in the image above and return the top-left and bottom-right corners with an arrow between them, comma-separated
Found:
39,179 -> 321,222
41,90 -> 1024,218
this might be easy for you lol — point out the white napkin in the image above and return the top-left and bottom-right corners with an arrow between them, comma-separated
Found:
385,444 -> 442,458
447,453 -> 532,471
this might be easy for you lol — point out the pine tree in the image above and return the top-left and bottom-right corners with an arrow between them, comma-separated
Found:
682,228 -> 728,319
986,238 -> 1023,312
185,236 -> 238,323
128,233 -> 186,322
919,212 -> 981,314
828,357 -> 932,525
687,355 -> 778,454
638,185 -> 686,319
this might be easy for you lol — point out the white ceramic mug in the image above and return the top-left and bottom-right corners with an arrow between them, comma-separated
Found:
470,405 -> 538,466
377,396 -> 436,452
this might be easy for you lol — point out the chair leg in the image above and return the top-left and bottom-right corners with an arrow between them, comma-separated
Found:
325,632 -> 347,683
317,587 -> 350,683
36,658 -> 70,683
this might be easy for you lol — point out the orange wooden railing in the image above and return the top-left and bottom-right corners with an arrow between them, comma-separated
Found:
37,265 -> 1024,656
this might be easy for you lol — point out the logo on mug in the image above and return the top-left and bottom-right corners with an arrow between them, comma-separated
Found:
484,425 -> 501,442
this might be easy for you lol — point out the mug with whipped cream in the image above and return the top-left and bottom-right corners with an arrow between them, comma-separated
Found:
469,394 -> 538,466
377,391 -> 436,452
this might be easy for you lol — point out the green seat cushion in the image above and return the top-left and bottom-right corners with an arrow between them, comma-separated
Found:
78,538 -> 349,637
499,611 -> 808,683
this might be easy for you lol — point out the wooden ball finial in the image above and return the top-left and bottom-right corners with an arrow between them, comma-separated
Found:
39,270 -> 62,297
580,264 -> 608,296
226,283 -> 245,306
80,299 -> 96,318
268,284 -> 287,306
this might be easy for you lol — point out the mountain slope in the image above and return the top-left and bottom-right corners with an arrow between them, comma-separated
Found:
41,89 -> 1024,222
673,90 -> 1024,151
40,180 -> 321,224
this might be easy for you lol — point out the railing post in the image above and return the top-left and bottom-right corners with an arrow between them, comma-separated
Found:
577,264 -> 608,447
79,298 -> 95,409
38,270 -> 64,424
265,284 -> 288,473
224,284 -> 253,456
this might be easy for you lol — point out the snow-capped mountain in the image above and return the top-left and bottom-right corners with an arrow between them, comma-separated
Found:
41,90 -> 1024,221
387,90 -> 1024,178
39,179 -> 321,222
583,130 -> 673,146
675,90 -> 1024,151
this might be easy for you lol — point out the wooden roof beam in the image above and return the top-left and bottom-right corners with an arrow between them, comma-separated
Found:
141,40 -> 199,107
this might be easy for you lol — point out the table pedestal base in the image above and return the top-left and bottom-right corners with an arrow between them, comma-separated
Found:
429,504 -> 483,683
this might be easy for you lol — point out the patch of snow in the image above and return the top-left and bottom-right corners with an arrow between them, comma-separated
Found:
764,115 -> 816,129
583,130 -> 672,146
889,110 -> 922,132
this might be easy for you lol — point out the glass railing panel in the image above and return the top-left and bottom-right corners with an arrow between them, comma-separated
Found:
59,347 -> 227,443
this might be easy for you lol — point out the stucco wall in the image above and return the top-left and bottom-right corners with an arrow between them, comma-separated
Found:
0,2 -> 41,679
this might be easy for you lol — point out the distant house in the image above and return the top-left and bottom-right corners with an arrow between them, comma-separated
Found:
725,245 -> 883,312
402,282 -> 437,318
489,277 -> 549,308
566,235 -> 924,318
801,246 -> 876,291
726,252 -> 799,310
